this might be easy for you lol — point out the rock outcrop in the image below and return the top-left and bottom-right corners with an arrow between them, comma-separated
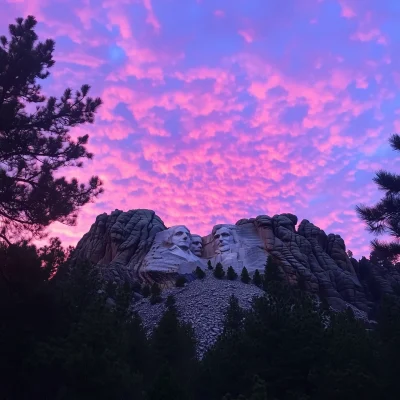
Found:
73,208 -> 400,314
250,215 -> 368,312
73,209 -> 166,283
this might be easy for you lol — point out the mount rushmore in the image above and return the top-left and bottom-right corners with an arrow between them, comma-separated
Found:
73,208 -> 400,315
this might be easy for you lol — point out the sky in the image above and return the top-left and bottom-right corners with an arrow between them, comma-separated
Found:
2,0 -> 400,258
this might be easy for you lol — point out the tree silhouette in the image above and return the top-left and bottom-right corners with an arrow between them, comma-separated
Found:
214,262 -> 225,279
0,16 -> 103,244
241,267 -> 250,284
227,266 -> 238,280
356,134 -> 400,261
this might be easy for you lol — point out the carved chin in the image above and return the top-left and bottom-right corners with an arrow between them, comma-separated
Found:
218,245 -> 231,252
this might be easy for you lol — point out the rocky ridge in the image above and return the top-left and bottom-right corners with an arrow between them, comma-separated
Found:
73,209 -> 400,315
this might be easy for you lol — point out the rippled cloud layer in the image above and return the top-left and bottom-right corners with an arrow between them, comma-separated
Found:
3,0 -> 400,258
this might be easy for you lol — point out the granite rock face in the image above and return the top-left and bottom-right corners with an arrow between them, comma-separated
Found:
250,215 -> 368,312
73,208 -> 397,313
72,209 -> 167,283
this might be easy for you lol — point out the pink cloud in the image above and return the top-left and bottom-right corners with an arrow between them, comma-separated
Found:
142,0 -> 161,32
1,0 -> 398,260
351,29 -> 387,45
238,29 -> 255,43
57,52 -> 105,68
339,1 -> 356,18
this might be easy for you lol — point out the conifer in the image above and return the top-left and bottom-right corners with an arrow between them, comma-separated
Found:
240,267 -> 250,284
227,266 -> 238,280
253,269 -> 262,287
214,262 -> 225,279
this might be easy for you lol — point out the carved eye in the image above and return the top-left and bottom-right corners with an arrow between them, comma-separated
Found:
215,234 -> 220,239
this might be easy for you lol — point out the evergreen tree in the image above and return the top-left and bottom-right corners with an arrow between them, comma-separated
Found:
150,301 -> 197,399
1,253 -> 150,400
132,280 -> 142,293
115,281 -> 132,319
150,282 -> 162,304
148,363 -> 186,400
142,284 -> 151,298
150,294 -> 163,305
227,266 -> 238,280
222,376 -> 268,400
200,278 -> 325,400
208,260 -> 213,270
151,282 -> 161,296
347,249 -> 353,258
0,16 -> 103,244
175,275 -> 187,287
195,266 -> 206,279
252,269 -> 262,287
375,295 -> 400,399
214,262 -> 225,279
263,255 -> 282,291
356,134 -> 400,261
247,375 -> 269,400
223,294 -> 244,333
165,295 -> 176,309
312,308 -> 381,400
241,266 -> 251,284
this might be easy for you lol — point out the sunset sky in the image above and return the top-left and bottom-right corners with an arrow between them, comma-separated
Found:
2,0 -> 400,258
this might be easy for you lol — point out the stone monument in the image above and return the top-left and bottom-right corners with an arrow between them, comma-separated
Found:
190,234 -> 203,257
201,223 -> 268,273
141,225 -> 205,281
73,208 -> 398,313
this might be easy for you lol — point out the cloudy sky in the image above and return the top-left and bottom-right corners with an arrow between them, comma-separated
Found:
2,0 -> 400,258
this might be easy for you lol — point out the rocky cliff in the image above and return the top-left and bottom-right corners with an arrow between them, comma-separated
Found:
73,209 -> 400,315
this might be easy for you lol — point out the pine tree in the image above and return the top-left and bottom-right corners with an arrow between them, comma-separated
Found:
148,364 -> 185,400
207,260 -> 213,270
241,267 -> 250,284
132,281 -> 141,293
248,375 -> 268,400
227,266 -> 238,280
150,282 -> 162,304
150,295 -> 162,305
356,134 -> 400,261
347,249 -> 353,258
264,255 -> 281,282
151,283 -> 161,296
214,262 -> 225,279
142,284 -> 151,298
223,295 -> 244,333
175,275 -> 187,287
165,295 -> 176,309
253,269 -> 262,287
194,266 -> 206,279
150,302 -> 197,399
115,281 -> 132,318
224,376 -> 268,400
263,255 -> 283,291
0,16 -> 103,245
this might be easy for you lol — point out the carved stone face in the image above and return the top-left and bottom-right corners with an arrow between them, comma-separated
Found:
214,227 -> 233,253
170,226 -> 191,251
190,235 -> 203,257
